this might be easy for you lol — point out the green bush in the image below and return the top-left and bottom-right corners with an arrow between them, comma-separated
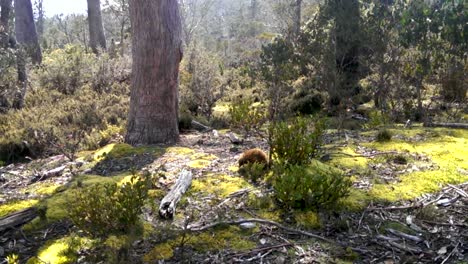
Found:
37,45 -> 95,95
269,116 -> 325,165
0,83 -> 129,162
376,129 -> 392,142
178,111 -> 193,131
273,160 -> 351,209
367,110 -> 390,129
229,98 -> 266,135
69,175 -> 150,238
239,162 -> 267,183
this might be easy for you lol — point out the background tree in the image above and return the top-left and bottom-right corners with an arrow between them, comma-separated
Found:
103,0 -> 129,56
126,0 -> 182,145
87,0 -> 106,53
14,0 -> 42,64
0,0 -> 12,48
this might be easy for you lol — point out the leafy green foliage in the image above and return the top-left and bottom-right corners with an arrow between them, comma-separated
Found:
376,129 -> 393,142
69,175 -> 150,238
273,160 -> 351,209
269,116 -> 325,165
229,99 -> 266,135
239,162 -> 267,183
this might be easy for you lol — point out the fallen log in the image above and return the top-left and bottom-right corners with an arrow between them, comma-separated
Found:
159,170 -> 192,219
30,165 -> 67,183
0,207 -> 38,234
191,120 -> 212,132
424,122 -> 468,129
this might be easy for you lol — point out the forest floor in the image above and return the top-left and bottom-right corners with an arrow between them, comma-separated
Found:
0,125 -> 467,263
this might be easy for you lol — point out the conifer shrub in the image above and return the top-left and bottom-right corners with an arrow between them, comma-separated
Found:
69,175 -> 150,238
269,116 -> 325,165
272,160 -> 351,209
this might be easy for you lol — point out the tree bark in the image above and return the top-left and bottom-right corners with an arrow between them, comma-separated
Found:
35,0 -> 44,39
14,0 -> 42,64
293,0 -> 302,38
0,0 -> 12,48
126,0 -> 182,145
87,0 -> 106,54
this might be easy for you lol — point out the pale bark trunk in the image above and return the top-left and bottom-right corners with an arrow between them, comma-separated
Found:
14,0 -> 42,64
126,0 -> 182,145
293,0 -> 302,37
0,0 -> 12,48
87,0 -> 106,53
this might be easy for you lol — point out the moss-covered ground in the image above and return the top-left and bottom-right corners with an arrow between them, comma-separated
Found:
1,126 -> 467,263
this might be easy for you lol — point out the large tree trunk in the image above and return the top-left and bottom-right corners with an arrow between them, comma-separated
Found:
14,0 -> 42,64
35,0 -> 44,39
87,0 -> 106,54
293,0 -> 302,38
0,0 -> 12,48
329,0 -> 361,107
126,0 -> 182,145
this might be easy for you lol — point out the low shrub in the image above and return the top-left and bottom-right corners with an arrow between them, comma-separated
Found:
239,162 -> 267,183
229,99 -> 266,135
269,116 -> 325,165
367,110 -> 390,129
273,160 -> 351,209
178,111 -> 193,131
376,129 -> 392,142
69,175 -> 150,238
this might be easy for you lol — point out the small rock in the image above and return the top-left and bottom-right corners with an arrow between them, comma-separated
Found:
230,146 -> 239,153
274,256 -> 286,264
0,246 -> 4,257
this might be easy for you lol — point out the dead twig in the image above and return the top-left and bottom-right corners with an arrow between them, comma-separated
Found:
233,243 -> 293,259
386,228 -> 423,243
447,184 -> 468,198
441,242 -> 459,264
421,220 -> 468,228
188,218 -> 335,244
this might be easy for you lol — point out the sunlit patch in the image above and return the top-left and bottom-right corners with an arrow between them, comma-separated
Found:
191,174 -> 252,198
166,147 -> 195,156
0,199 -> 39,217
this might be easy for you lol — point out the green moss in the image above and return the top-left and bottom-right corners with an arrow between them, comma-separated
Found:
256,210 -> 282,222
364,129 -> 468,202
293,211 -> 321,229
21,182 -> 60,196
340,189 -> 371,211
166,147 -> 195,156
0,199 -> 39,217
26,235 -> 91,264
191,174 -> 252,198
104,235 -> 131,250
329,146 -> 368,172
148,189 -> 166,200
93,143 -> 162,161
188,159 -> 212,169
143,243 -> 175,262
143,226 -> 255,262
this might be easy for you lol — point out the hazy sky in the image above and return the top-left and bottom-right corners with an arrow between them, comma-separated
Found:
43,0 -> 88,17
